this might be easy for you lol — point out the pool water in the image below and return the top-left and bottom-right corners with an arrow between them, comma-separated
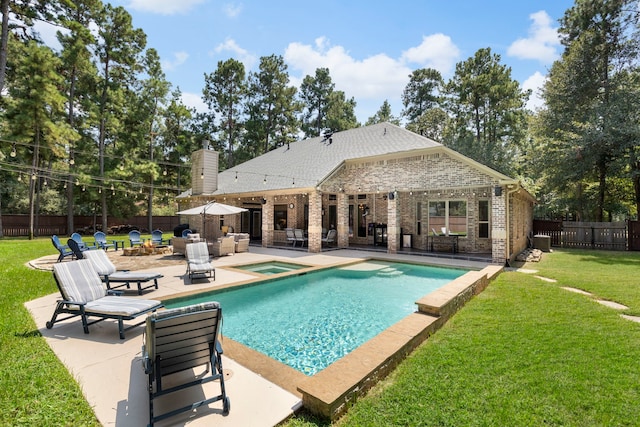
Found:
165,261 -> 465,375
235,261 -> 310,275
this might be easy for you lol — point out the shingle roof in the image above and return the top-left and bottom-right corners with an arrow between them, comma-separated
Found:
206,122 -> 443,196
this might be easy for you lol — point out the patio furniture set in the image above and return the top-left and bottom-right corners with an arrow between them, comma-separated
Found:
46,232 -> 228,425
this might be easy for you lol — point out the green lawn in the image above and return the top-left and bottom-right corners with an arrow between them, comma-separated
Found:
1,241 -> 639,426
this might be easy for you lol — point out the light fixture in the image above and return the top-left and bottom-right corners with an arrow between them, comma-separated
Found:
17,174 -> 22,182
69,155 -> 74,165
98,187 -> 101,194
75,178 -> 80,186
292,177 -> 295,187
200,168 -> 204,179
263,175 -> 267,185
10,143 -> 17,157
31,172 -> 37,180
235,171 -> 238,182
163,168 -> 167,176
289,203 -> 295,209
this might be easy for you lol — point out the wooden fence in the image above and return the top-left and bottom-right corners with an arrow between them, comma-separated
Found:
533,220 -> 637,251
1,215 -> 183,237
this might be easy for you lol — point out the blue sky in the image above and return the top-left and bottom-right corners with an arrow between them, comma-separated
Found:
59,1 -> 576,123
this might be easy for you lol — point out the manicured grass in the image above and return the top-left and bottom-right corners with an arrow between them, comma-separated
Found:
0,237 -> 100,426
285,249 -> 640,426
2,242 -> 639,426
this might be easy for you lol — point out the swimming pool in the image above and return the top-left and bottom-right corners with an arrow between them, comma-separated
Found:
234,260 -> 310,275
165,260 -> 465,375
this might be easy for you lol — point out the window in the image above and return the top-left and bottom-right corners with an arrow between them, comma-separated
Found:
478,200 -> 490,238
429,200 -> 467,236
274,204 -> 287,230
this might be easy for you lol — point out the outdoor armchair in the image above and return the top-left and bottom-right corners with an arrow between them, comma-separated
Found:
209,236 -> 235,257
93,231 -> 116,251
129,230 -> 143,247
47,259 -> 163,339
141,302 -> 230,426
83,249 -> 163,295
71,232 -> 97,251
322,229 -> 337,246
294,229 -> 308,247
51,235 -> 74,262
151,229 -> 170,245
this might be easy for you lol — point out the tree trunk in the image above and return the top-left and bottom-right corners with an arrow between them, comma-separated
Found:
0,0 -> 9,97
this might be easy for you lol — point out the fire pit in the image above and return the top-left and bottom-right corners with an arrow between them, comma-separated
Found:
123,242 -> 172,256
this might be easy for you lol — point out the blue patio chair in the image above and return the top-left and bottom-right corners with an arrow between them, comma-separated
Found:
151,229 -> 169,245
142,302 -> 230,426
129,230 -> 143,247
70,232 -> 96,251
181,228 -> 193,238
51,235 -> 74,262
93,231 -> 116,251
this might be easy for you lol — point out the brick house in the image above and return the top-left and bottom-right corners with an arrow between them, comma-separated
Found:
177,122 -> 534,264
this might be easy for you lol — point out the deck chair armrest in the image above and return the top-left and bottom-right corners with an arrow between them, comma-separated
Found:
216,340 -> 223,355
58,298 -> 87,308
141,346 -> 153,374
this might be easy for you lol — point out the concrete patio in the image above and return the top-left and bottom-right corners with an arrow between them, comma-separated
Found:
26,246 -> 491,426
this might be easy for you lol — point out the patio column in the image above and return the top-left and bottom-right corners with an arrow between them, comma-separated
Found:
308,191 -> 322,253
337,192 -> 349,248
491,186 -> 507,264
262,197 -> 274,247
387,191 -> 399,254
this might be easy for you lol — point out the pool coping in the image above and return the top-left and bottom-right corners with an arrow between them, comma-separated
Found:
176,260 -> 503,421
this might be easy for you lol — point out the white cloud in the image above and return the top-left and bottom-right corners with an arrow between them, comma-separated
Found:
126,0 -> 205,15
213,38 -> 257,70
507,10 -> 561,63
283,34 -> 461,121
32,19 -> 64,51
400,33 -> 460,74
181,91 -> 207,113
522,71 -> 547,111
224,2 -> 243,18
162,51 -> 189,71
284,38 -> 406,101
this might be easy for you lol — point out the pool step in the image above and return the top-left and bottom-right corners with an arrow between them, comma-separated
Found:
377,267 -> 403,277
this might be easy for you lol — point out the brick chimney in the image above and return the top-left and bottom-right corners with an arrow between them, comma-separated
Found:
191,147 -> 218,195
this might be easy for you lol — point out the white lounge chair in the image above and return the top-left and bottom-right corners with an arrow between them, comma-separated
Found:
186,241 -> 215,280
83,249 -> 163,295
47,259 -> 162,339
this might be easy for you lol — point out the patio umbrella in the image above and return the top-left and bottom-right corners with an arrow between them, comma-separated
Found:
177,202 -> 248,216
178,202 -> 248,239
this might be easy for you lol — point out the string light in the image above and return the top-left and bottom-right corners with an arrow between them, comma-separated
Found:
10,144 -> 16,157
